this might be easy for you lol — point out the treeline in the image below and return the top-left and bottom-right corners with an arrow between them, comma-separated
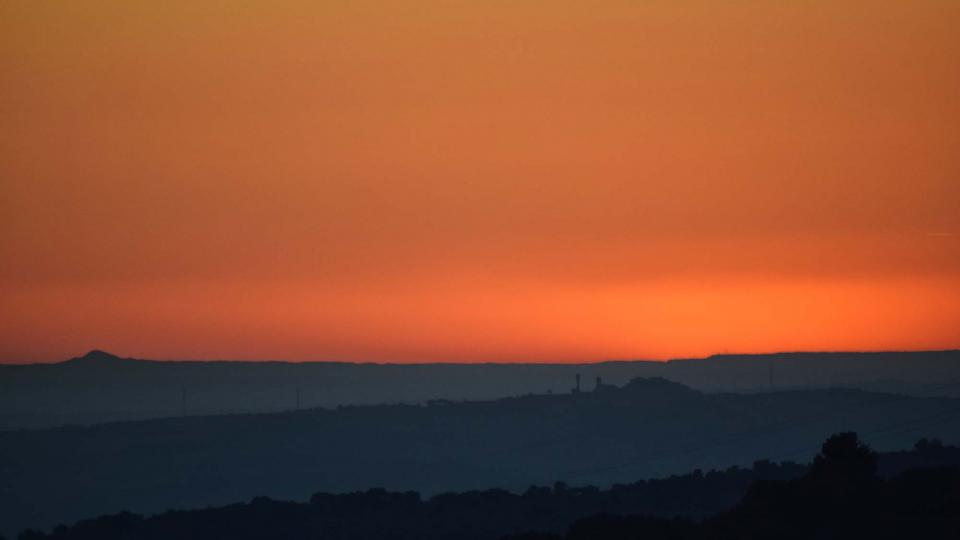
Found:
511,434 -> 960,540
15,463 -> 803,540
14,437 -> 960,540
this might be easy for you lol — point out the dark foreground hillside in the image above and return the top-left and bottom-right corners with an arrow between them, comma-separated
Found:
12,436 -> 960,540
516,434 -> 960,540
2,378 -> 959,536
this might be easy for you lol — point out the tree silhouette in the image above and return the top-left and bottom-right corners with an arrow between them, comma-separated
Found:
809,431 -> 878,484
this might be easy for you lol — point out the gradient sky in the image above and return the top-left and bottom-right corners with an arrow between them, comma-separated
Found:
2,0 -> 959,363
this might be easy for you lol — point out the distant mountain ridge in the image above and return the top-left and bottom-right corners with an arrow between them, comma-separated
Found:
2,349 -> 959,430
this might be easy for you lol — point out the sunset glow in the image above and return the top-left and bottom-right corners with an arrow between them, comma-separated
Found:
2,0 -> 959,362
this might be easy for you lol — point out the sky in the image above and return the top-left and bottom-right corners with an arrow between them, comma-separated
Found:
1,0 -> 959,363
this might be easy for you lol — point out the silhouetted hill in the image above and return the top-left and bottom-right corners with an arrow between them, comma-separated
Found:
62,350 -> 129,366
519,434 -> 960,540
2,350 -> 958,430
1,379 -> 958,536
12,436 -> 960,540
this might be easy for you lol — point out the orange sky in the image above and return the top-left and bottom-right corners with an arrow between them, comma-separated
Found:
1,0 -> 959,363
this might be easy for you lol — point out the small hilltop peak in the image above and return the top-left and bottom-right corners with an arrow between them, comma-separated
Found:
65,350 -> 126,364
622,376 -> 700,397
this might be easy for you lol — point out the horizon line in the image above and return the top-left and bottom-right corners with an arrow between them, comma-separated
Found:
2,347 -> 959,367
